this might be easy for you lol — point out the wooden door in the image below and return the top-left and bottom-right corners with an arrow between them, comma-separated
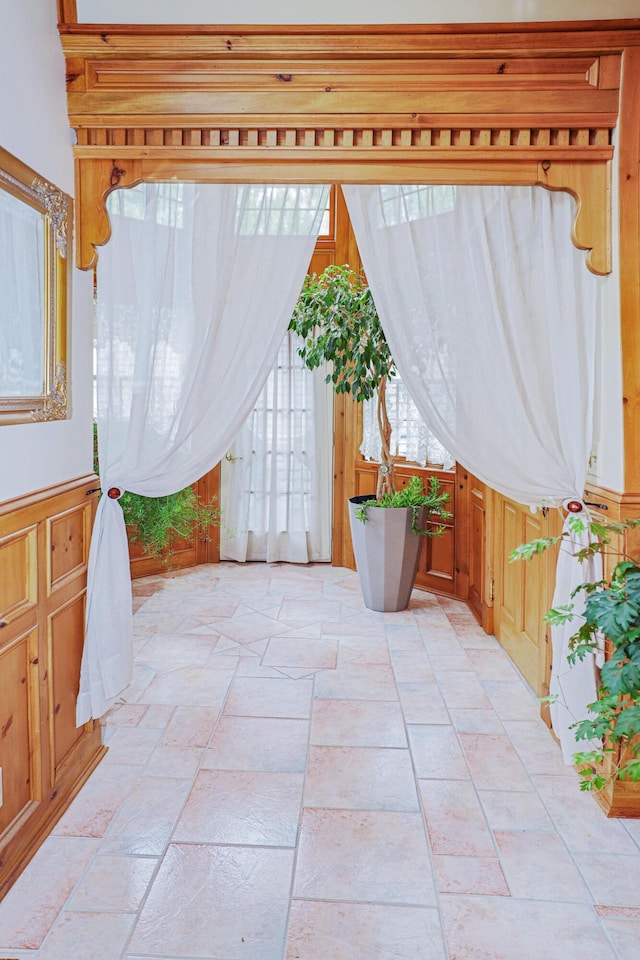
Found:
492,492 -> 561,702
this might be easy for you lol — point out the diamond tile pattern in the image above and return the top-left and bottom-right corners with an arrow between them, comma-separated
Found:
1,561 -> 639,960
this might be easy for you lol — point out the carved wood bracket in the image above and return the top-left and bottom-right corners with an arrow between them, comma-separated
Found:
60,23 -> 628,273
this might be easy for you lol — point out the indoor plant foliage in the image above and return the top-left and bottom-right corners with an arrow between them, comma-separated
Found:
93,423 -> 220,559
290,264 -> 450,611
511,513 -> 640,791
289,263 -> 396,497
119,487 -> 220,559
355,474 -> 450,537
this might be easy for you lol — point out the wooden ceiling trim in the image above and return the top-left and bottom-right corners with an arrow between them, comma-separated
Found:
58,22 -> 630,273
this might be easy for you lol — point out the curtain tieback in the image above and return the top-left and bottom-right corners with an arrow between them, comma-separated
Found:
563,497 -> 586,514
107,486 -> 124,499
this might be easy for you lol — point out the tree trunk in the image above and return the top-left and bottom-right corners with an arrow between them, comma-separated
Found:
376,374 -> 395,498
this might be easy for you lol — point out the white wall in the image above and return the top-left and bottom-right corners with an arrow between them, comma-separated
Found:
77,0 -> 640,25
0,1 -> 94,503
2,0 -> 626,500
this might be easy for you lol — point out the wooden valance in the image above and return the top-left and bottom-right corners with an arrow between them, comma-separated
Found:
55,21 -> 640,273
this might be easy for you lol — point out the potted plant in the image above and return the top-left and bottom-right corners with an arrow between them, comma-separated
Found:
511,512 -> 640,793
289,264 -> 450,611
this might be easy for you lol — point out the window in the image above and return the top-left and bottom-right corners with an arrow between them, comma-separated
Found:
361,376 -> 454,469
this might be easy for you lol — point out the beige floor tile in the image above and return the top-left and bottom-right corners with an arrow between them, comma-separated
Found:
440,895 -> 618,960
314,663 -> 398,700
136,632 -> 218,663
572,852 -> 640,907
304,745 -> 419,811
223,676 -> 314,718
141,664 -> 235,706
407,724 -> 470,779
101,777 -> 192,856
459,733 -> 534,791
279,598 -> 344,621
481,679 -> 542,720
262,636 -> 338,669
435,670 -> 493,709
173,769 -> 304,846
101,726 -> 163,765
479,789 -> 555,832
598,918 -> 640,960
429,653 -> 473,672
503,719 -> 568,775
494,830 -> 592,901
36,911 -> 136,960
534,775 -> 639,854
418,780 -> 496,857
203,715 -> 309,771
128,843 -> 293,960
294,808 -> 436,905
103,703 -> 149,726
433,855 -> 510,896
310,698 -> 407,748
144,744 -> 203,778
389,649 -> 435,684
136,703 -> 175,728
0,837 -> 99,949
285,900 -> 446,960
449,708 -> 505,734
52,764 -> 140,838
161,705 -> 220,746
396,682 -> 451,724
68,855 -> 159,912
213,610 -> 284,643
465,647 -> 520,680
335,635 -> 391,665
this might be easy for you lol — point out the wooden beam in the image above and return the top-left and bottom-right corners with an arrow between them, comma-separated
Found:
56,0 -> 77,25
619,48 -> 640,492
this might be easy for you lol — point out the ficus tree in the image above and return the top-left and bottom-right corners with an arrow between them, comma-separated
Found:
289,264 -> 396,497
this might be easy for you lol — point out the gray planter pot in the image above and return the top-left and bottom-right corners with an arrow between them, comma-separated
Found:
348,495 -> 424,612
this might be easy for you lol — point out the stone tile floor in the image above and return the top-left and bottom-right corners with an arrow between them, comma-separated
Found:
1,562 -> 639,959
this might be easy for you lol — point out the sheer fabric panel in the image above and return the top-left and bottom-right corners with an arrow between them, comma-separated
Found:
220,330 -> 333,563
79,182 -> 329,723
360,377 -> 454,469
344,184 -> 601,761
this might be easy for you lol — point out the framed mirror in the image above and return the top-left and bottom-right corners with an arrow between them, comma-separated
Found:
0,146 -> 70,424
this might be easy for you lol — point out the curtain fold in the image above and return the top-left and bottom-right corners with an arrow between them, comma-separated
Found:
78,182 -> 329,724
344,183 -> 602,761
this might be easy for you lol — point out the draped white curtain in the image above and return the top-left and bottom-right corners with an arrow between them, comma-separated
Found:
220,329 -> 333,563
344,184 -> 602,761
79,182 -> 329,724
360,377 -> 454,469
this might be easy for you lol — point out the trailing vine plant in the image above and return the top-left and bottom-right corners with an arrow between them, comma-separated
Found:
511,512 -> 640,791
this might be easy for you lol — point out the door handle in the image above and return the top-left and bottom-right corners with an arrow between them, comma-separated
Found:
224,452 -> 243,462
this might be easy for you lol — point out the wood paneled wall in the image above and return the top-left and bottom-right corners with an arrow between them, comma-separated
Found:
0,477 -> 105,897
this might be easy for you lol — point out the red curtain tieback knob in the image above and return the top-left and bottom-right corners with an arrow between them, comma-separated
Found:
566,500 -> 584,513
107,487 -> 123,499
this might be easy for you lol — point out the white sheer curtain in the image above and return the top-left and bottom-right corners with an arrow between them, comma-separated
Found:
79,182 -> 329,724
344,184 -> 602,761
360,377 -> 454,469
220,329 -> 332,563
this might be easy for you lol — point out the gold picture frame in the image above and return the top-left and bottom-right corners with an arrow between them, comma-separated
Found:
0,146 -> 70,424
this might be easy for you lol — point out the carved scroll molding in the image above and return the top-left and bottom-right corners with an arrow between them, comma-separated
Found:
537,159 -> 612,275
75,154 -> 612,276
32,178 -> 69,258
